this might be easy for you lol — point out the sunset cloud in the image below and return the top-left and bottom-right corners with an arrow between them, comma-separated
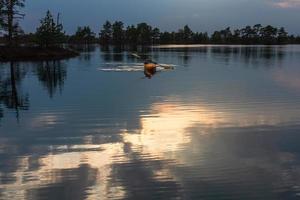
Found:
271,0 -> 300,8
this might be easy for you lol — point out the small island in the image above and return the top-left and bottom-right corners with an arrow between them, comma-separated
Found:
0,46 -> 79,61
0,3 -> 79,61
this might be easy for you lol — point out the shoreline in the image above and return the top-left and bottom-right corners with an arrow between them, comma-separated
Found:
0,46 -> 80,62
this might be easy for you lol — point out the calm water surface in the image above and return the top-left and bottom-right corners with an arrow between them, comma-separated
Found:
1,45 -> 300,199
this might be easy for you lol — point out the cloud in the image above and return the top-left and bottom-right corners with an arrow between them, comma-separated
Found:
271,0 -> 300,8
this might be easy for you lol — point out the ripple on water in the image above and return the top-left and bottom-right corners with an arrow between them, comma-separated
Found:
1,45 -> 300,199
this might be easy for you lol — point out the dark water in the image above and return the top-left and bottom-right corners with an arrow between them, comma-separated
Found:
1,45 -> 300,200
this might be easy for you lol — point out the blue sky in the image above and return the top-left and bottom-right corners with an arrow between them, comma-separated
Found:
21,0 -> 300,34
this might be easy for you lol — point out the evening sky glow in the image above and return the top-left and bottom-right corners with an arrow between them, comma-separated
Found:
21,0 -> 300,34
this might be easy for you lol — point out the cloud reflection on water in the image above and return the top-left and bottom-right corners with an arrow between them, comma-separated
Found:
1,96 -> 300,199
1,45 -> 300,199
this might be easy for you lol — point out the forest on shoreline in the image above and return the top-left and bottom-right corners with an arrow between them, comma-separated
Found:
1,0 -> 300,49
3,21 -> 300,46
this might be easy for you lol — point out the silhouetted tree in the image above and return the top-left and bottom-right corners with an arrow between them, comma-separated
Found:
70,26 -> 95,44
295,36 -> 300,44
183,25 -> 193,43
159,31 -> 175,44
192,32 -> 209,44
232,29 -> 241,44
125,25 -> 138,45
0,0 -> 25,46
252,24 -> 262,43
174,28 -> 184,44
260,25 -> 278,45
136,23 -> 152,45
99,21 -> 112,45
220,27 -> 233,43
241,26 -> 254,44
112,21 -> 124,45
211,31 -> 222,44
277,27 -> 288,44
152,27 -> 160,44
35,10 -> 65,47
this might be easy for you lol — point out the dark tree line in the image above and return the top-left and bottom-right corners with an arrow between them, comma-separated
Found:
210,25 -> 292,45
68,26 -> 97,44
55,21 -> 300,45
1,0 -> 300,46
96,22 -> 300,45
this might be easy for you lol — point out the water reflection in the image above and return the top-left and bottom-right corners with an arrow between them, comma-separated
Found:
100,46 -> 154,63
155,45 -> 286,67
1,96 -> 300,199
0,141 -> 127,199
70,44 -> 97,62
0,62 -> 29,121
35,61 -> 66,98
100,45 -> 113,62
112,46 -> 125,62
69,44 -> 96,53
144,67 -> 156,79
1,45 -> 300,199
0,60 -> 67,122
272,69 -> 300,92
122,98 -> 300,164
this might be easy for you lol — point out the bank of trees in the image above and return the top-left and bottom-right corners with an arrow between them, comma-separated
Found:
209,25 -> 291,45
69,26 -> 96,44
97,22 -> 299,45
0,0 -> 300,46
98,21 -> 160,45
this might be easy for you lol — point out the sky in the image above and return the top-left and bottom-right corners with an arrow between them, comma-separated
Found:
21,0 -> 300,35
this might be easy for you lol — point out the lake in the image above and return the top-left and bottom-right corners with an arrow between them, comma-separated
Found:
1,45 -> 300,200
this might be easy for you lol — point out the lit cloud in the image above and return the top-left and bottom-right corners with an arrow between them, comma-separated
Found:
271,0 -> 300,8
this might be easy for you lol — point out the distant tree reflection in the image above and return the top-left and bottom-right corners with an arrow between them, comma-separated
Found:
35,61 -> 66,98
100,45 -> 112,62
209,46 -> 286,67
69,44 -> 96,61
0,61 -> 67,122
69,44 -> 96,53
112,46 -> 125,62
0,62 -> 29,121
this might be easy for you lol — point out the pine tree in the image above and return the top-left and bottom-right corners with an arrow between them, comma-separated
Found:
99,21 -> 112,45
0,0 -> 25,46
183,25 -> 193,43
125,25 -> 138,45
111,21 -> 124,45
35,10 -> 65,47
277,27 -> 288,44
72,26 -> 95,44
136,23 -> 152,45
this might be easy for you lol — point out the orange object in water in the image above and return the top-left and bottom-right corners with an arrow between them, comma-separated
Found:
144,63 -> 157,70
144,60 -> 157,78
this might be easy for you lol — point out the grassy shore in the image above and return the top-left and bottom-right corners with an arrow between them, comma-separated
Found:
0,46 -> 79,61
